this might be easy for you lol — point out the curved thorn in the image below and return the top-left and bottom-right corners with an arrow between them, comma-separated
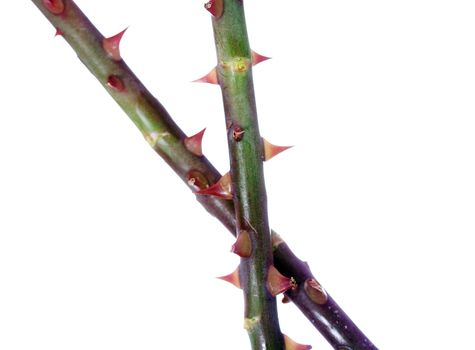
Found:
103,28 -> 128,61
184,128 -> 206,156
217,266 -> 240,289
193,68 -> 218,85
263,138 -> 293,161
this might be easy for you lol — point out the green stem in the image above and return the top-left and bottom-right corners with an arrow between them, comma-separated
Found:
210,1 -> 283,349
31,0 -> 234,231
31,1 -> 377,349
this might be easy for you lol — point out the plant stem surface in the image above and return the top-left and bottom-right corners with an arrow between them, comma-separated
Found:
31,1 -> 377,349
210,0 -> 283,348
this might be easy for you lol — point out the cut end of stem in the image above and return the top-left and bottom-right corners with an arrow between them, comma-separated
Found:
103,28 -> 128,61
184,128 -> 206,156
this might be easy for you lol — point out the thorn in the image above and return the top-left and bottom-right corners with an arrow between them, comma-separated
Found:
304,278 -> 328,305
196,172 -> 232,200
282,295 -> 291,304
231,230 -> 252,258
193,68 -> 218,85
267,265 -> 297,297
184,128 -> 206,156
251,51 -> 271,66
204,0 -> 224,18
54,28 -> 63,37
103,28 -> 128,61
42,0 -> 65,15
186,170 -> 210,191
106,75 -> 126,92
263,138 -> 293,161
217,266 -> 240,289
283,334 -> 312,350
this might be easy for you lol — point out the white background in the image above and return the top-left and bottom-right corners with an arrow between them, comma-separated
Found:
1,1 -> 474,349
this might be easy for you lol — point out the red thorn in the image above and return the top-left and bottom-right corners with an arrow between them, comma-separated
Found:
187,170 -> 210,191
231,230 -> 252,258
196,172 -> 232,200
267,265 -> 297,297
217,266 -> 240,289
251,51 -> 271,66
193,68 -> 218,85
283,334 -> 312,350
107,75 -> 126,92
54,28 -> 63,37
103,28 -> 128,61
204,0 -> 224,18
42,0 -> 65,15
263,138 -> 293,161
184,128 -> 206,156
